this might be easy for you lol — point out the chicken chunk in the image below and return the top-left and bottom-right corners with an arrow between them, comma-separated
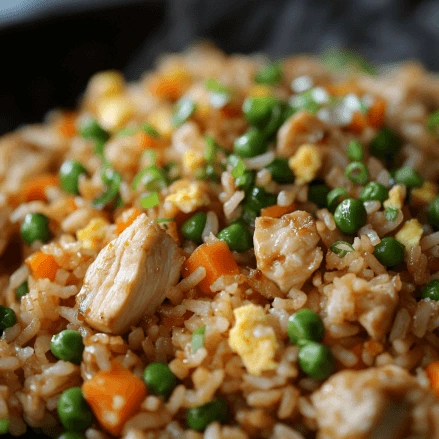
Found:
321,273 -> 400,340
76,213 -> 184,334
311,365 -> 439,439
276,111 -> 326,158
254,211 -> 323,293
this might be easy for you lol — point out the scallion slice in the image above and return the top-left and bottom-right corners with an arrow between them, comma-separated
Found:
330,241 -> 355,257
191,325 -> 206,353
140,192 -> 160,209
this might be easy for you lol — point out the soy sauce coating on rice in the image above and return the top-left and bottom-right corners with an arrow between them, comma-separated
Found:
3,45 -> 439,438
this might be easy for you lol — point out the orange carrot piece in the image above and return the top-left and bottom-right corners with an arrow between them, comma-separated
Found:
426,361 -> 439,397
22,174 -> 58,202
260,204 -> 295,218
326,81 -> 362,97
348,111 -> 367,134
182,241 -> 240,294
26,252 -> 59,282
82,361 -> 147,436
58,112 -> 77,138
115,207 -> 143,235
136,131 -> 161,150
367,97 -> 387,128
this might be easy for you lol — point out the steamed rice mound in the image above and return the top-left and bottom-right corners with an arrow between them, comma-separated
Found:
1,44 -> 439,438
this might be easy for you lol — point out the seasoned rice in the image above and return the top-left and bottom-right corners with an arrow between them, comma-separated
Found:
2,44 -> 439,438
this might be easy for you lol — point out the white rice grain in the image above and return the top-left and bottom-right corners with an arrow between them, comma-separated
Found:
277,190 -> 295,207
421,231 -> 439,251
0,357 -> 20,371
202,211 -> 219,241
223,191 -> 245,219
9,265 -> 29,290
244,150 -> 275,170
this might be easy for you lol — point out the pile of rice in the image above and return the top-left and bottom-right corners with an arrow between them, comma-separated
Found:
1,43 -> 439,438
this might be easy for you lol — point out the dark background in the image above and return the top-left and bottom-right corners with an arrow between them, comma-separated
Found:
0,0 -> 438,136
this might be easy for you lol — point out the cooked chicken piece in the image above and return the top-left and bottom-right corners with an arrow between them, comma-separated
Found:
311,365 -> 439,439
76,213 -> 184,334
321,273 -> 400,339
254,211 -> 323,293
276,111 -> 326,158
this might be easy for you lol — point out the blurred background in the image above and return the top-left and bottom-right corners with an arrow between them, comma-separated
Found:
0,0 -> 438,135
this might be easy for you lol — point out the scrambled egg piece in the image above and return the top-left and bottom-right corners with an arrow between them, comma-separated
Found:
383,185 -> 405,209
87,71 -> 125,100
77,218 -> 110,250
395,219 -> 423,249
288,143 -> 322,184
228,304 -> 278,376
182,150 -> 205,175
165,180 -> 209,213
96,96 -> 133,131
147,107 -> 173,139
411,182 -> 437,207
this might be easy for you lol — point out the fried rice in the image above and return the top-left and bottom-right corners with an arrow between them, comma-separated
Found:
1,43 -> 439,438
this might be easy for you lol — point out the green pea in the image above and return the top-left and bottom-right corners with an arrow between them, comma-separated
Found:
394,166 -> 424,189
369,127 -> 401,159
240,205 -> 258,227
373,237 -> 405,268
57,387 -> 92,431
186,398 -> 227,431
79,118 -> 109,142
288,309 -> 324,345
58,432 -> 86,439
347,140 -> 364,161
345,161 -> 369,185
359,181 -> 389,203
327,187 -> 348,213
333,198 -> 367,235
245,186 -> 277,214
265,158 -> 295,184
233,129 -> 268,158
0,419 -> 9,435
217,223 -> 253,253
143,363 -> 177,397
20,213 -> 51,245
308,183 -> 330,208
422,279 -> 439,301
0,306 -> 16,331
261,101 -> 287,138
50,330 -> 84,364
59,160 -> 88,195
15,280 -> 29,301
181,212 -> 208,244
242,96 -> 278,127
254,62 -> 283,85
298,341 -> 335,380
428,196 -> 439,229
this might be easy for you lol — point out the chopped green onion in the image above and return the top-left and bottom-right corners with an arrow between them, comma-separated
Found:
142,123 -> 160,138
228,155 -> 246,178
116,126 -> 138,137
93,139 -> 106,157
359,100 -> 369,114
255,62 -> 283,85
427,110 -> 439,135
140,192 -> 160,209
345,162 -> 369,185
141,149 -> 157,167
204,136 -> 218,163
235,170 -> 255,193
132,165 -> 168,191
205,78 -> 231,108
79,118 -> 110,142
321,49 -> 376,76
384,207 -> 398,222
347,141 -> 364,162
156,218 -> 175,223
330,241 -> 355,257
172,98 -> 196,127
290,90 -> 320,114
191,326 -> 206,353
163,161 -> 180,182
92,166 -> 122,209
